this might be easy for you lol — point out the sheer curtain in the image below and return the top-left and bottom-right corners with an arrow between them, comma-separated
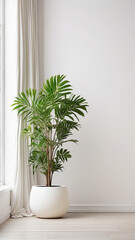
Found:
5,0 -> 39,217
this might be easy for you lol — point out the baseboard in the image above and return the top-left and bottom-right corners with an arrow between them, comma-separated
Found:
68,204 -> 135,212
0,205 -> 11,224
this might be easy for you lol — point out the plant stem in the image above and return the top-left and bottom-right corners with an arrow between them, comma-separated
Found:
47,141 -> 50,186
47,129 -> 52,186
45,174 -> 48,186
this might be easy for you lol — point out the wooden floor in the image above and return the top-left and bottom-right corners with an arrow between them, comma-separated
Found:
0,212 -> 135,239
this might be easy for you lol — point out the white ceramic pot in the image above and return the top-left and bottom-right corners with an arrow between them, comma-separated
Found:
30,185 -> 69,218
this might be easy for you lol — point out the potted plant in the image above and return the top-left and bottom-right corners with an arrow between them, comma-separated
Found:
12,75 -> 88,218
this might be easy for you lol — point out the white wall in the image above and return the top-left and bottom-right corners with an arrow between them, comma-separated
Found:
0,187 -> 11,224
37,0 -> 135,208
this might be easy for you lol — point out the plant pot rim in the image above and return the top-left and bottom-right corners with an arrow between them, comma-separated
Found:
32,185 -> 67,188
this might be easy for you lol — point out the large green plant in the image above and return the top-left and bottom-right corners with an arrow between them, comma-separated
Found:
12,75 -> 88,186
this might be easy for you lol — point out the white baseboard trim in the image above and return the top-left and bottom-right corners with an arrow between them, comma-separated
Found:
0,205 -> 11,224
68,204 -> 135,212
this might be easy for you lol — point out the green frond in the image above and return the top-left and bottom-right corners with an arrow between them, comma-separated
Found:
12,74 -> 88,181
41,74 -> 72,96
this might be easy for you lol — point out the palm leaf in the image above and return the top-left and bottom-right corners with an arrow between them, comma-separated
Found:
12,74 -> 88,183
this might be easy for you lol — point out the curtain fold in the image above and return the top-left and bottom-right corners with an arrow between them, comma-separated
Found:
11,0 -> 39,217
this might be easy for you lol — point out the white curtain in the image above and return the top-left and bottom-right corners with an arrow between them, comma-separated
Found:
5,0 -> 39,217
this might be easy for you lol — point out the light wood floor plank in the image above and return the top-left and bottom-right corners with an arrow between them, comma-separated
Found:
0,213 -> 135,239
